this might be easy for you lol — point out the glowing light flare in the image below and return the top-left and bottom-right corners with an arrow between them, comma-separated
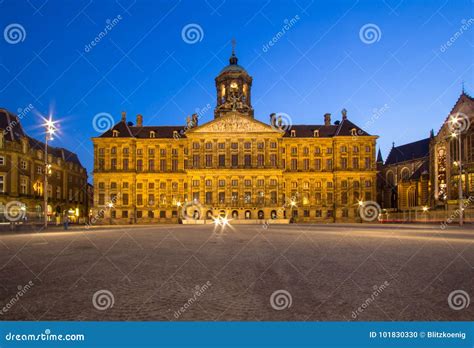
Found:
422,206 -> 429,212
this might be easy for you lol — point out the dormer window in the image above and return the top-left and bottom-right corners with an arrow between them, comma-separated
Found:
112,130 -> 119,137
150,131 -> 155,138
313,130 -> 319,137
290,130 -> 296,137
351,128 -> 357,136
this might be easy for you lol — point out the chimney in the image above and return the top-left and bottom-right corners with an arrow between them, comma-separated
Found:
136,114 -> 143,127
341,108 -> 347,120
324,113 -> 331,126
121,111 -> 126,122
269,113 -> 276,126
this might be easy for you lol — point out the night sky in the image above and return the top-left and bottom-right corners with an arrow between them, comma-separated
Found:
0,0 -> 472,179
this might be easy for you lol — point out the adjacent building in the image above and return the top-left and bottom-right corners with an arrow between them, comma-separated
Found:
379,91 -> 474,214
92,49 -> 378,223
0,109 -> 88,223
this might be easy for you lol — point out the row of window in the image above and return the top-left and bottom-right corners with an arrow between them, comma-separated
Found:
98,144 -> 372,157
98,191 -> 372,207
97,156 -> 372,171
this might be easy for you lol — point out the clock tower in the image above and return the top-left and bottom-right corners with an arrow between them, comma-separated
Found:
214,40 -> 254,119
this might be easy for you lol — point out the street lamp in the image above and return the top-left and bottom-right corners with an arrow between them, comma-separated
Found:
43,117 -> 57,229
450,115 -> 463,227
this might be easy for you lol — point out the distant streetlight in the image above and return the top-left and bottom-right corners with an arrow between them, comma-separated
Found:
43,117 -> 57,229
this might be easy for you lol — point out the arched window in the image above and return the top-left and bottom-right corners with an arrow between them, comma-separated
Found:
386,171 -> 395,186
401,167 -> 410,181
407,187 -> 416,207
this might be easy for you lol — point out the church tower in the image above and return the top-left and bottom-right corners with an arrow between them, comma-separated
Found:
214,40 -> 254,119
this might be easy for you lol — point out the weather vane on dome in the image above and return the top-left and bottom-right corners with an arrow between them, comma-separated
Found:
231,38 -> 236,55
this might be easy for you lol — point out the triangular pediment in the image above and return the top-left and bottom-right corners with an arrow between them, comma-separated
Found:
189,112 -> 279,134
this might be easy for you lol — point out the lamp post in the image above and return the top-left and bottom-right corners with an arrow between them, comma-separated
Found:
43,117 -> 57,230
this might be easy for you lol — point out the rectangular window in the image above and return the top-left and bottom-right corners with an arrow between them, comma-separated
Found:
137,194 -> 143,205
148,159 -> 155,171
160,159 -> 167,171
326,159 -> 333,171
291,159 -> 297,170
193,155 -> 200,168
123,159 -> 129,170
172,159 -> 178,171
244,154 -> 251,167
270,154 -> 277,167
257,154 -> 264,167
365,157 -> 371,169
219,154 -> 225,167
352,157 -> 359,169
122,210 -> 128,218
315,159 -> 321,171
205,155 -> 213,167
0,156 -> 5,166
340,157 -> 347,169
231,154 -> 238,167
303,159 -> 309,170
98,193 -> 105,205
137,160 -> 143,172
205,192 -> 213,204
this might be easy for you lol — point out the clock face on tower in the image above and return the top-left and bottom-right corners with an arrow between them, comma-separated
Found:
214,49 -> 254,119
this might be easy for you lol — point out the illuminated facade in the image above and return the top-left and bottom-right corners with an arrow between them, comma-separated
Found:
379,91 -> 474,212
0,109 -> 88,222
92,49 -> 378,223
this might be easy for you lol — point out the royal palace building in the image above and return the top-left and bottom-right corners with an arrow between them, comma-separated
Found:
0,108 -> 89,223
92,49 -> 378,223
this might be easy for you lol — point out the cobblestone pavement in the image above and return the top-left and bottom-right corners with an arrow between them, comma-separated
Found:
0,224 -> 472,321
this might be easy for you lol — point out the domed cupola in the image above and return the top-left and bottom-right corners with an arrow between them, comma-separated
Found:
214,39 -> 254,119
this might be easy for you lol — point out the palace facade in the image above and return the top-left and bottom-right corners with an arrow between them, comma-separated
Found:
92,49 -> 378,223
0,109 -> 89,223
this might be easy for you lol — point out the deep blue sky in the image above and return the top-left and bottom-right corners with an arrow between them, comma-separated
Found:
0,0 -> 473,178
